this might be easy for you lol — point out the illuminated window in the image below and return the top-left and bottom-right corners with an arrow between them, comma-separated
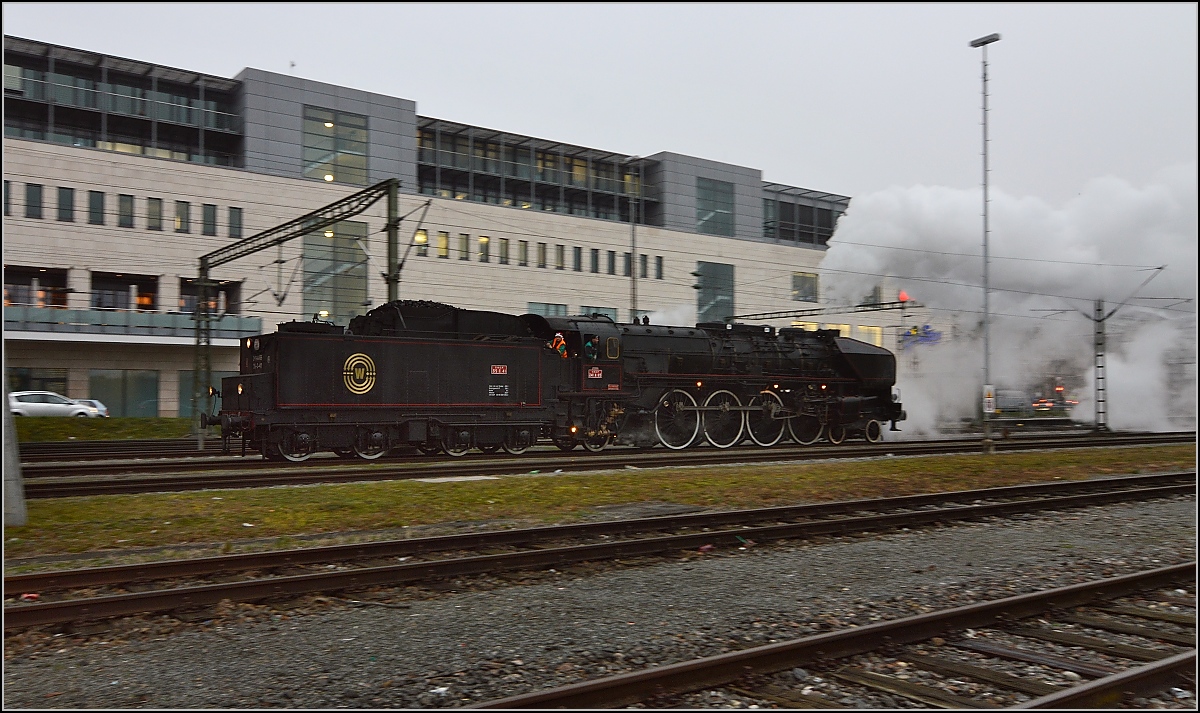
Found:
478,236 -> 490,263
790,321 -> 819,331
414,229 -> 428,257
174,201 -> 190,233
437,231 -> 449,258
459,233 -> 470,261
302,106 -> 368,185
856,325 -> 883,347
792,272 -> 818,302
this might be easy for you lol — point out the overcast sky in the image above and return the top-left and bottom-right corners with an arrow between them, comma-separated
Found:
4,3 -> 1196,205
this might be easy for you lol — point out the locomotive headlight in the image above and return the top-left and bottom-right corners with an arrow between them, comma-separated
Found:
773,384 -> 779,389
696,381 -> 703,388
237,383 -> 244,395
821,384 -> 827,390
245,338 -> 252,349
570,424 -> 578,433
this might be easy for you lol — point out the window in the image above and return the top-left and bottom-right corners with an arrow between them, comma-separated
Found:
581,305 -> 617,321
437,231 -> 450,258
590,248 -> 600,274
57,187 -> 75,222
228,207 -> 243,238
91,271 -> 157,310
459,233 -> 470,260
303,220 -> 370,324
696,177 -> 735,237
555,244 -> 565,270
857,325 -> 883,347
88,190 -> 104,225
498,237 -> 509,264
655,255 -> 663,280
175,201 -> 190,233
607,250 -> 616,275
639,254 -> 648,279
527,301 -> 567,317
791,272 -> 819,302
25,183 -> 43,219
623,252 -> 631,277
695,261 -> 735,323
118,194 -> 134,228
518,240 -> 529,266
88,369 -> 159,418
478,236 -> 490,262
302,106 -> 369,185
537,242 -> 547,268
147,197 -> 162,230
414,229 -> 428,257
3,180 -> 9,216
573,246 -> 582,272
178,278 -> 240,314
202,203 -> 217,236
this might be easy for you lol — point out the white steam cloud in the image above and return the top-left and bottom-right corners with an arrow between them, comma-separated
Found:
822,163 -> 1197,433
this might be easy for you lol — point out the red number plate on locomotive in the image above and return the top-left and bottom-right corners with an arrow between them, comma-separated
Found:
588,367 -> 603,379
491,365 -> 508,375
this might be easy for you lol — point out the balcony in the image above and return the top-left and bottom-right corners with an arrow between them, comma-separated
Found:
3,306 -> 262,341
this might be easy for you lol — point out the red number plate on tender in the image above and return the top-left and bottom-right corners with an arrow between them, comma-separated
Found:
491,365 -> 508,375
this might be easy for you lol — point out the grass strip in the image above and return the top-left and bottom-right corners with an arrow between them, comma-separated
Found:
14,418 -> 202,443
3,445 -> 1194,560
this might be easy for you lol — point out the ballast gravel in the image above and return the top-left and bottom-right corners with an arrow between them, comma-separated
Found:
3,495 -> 1195,709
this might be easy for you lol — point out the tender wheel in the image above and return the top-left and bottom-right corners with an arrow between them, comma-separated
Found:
552,434 -> 578,452
654,389 -> 699,450
582,433 -> 610,452
746,391 -> 787,447
826,424 -> 846,445
351,429 -> 389,460
277,431 -> 315,462
441,428 -> 471,457
864,420 -> 884,444
702,390 -> 744,449
501,427 -> 533,455
788,415 -> 823,446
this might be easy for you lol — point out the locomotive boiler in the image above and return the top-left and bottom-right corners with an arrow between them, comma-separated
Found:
211,300 -> 905,461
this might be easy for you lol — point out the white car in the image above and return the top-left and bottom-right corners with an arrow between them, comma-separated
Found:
8,391 -> 101,417
74,398 -> 110,417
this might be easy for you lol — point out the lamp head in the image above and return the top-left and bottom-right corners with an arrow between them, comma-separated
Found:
970,33 -> 1001,48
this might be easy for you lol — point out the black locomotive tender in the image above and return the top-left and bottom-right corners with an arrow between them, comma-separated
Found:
211,300 -> 906,461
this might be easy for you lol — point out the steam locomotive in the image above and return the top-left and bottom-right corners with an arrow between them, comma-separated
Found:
210,300 -> 906,461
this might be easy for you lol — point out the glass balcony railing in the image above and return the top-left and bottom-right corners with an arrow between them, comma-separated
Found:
3,306 -> 262,340
6,78 -> 241,132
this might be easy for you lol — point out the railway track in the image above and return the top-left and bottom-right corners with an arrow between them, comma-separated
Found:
5,471 -> 1193,632
21,429 -> 1189,465
469,563 -> 1195,709
19,431 -> 1195,499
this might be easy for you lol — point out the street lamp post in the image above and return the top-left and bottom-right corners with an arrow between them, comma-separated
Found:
970,32 -> 1000,454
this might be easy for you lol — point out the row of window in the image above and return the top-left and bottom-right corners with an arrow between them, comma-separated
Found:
8,366 -> 237,419
790,321 -> 884,347
3,265 -> 241,313
411,230 -> 664,279
3,180 -> 243,237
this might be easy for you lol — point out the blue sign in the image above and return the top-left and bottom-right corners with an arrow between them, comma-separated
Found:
898,324 -> 942,350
